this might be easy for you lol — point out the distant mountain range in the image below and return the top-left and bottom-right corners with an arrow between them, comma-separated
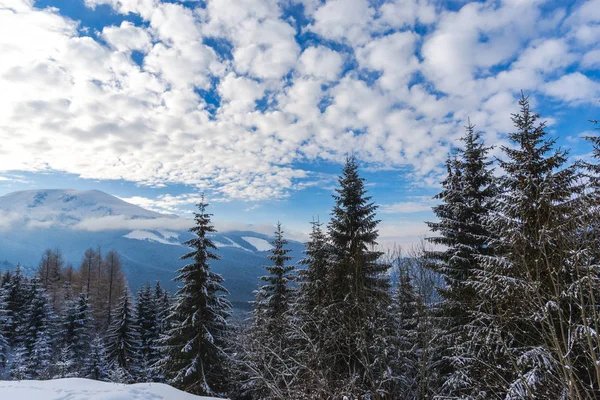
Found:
0,189 -> 305,308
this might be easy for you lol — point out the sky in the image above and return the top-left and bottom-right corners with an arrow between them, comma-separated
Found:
0,0 -> 599,245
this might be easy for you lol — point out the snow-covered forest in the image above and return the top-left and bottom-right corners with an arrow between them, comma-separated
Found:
1,95 -> 599,399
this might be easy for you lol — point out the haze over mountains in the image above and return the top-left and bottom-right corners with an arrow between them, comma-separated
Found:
0,189 -> 304,307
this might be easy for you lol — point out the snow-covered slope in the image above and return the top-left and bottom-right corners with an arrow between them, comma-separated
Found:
0,189 -> 171,228
0,378 -> 225,400
0,189 -> 305,305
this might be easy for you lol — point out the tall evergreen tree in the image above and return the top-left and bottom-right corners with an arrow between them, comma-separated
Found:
323,156 -> 392,398
136,283 -> 161,381
57,292 -> 93,375
85,335 -> 110,381
4,266 -> 29,345
390,265 -> 420,398
297,219 -> 330,318
468,94 -> 585,398
105,289 -> 140,383
426,121 -> 496,396
0,286 -> 9,378
245,223 -> 297,398
253,223 -> 295,336
24,278 -> 54,379
160,200 -> 231,396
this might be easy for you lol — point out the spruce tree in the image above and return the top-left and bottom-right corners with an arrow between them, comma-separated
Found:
324,156 -> 392,397
105,289 -> 141,382
160,200 -> 231,396
246,223 -> 296,398
4,266 -> 29,345
136,283 -> 161,381
426,121 -> 495,396
469,93 -> 584,398
253,223 -> 295,337
390,266 -> 420,398
57,292 -> 93,375
24,278 -> 54,379
297,219 -> 330,317
0,286 -> 9,378
85,335 -> 110,381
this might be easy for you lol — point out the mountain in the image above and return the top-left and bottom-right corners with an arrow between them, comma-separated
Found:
0,189 -> 305,309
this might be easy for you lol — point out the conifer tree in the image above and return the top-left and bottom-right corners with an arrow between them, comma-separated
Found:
245,223 -> 296,398
426,121 -> 495,396
85,335 -> 110,381
160,200 -> 231,396
297,219 -> 330,318
136,283 -> 161,381
0,286 -> 9,378
105,289 -> 140,382
154,281 -> 170,338
323,156 -> 392,397
390,264 -> 420,398
4,266 -> 29,345
24,278 -> 54,379
469,94 -> 584,398
58,292 -> 93,375
253,223 -> 295,337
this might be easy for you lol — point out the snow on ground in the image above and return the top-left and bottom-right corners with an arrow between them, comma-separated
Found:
0,378 -> 225,400
124,230 -> 180,246
242,236 -> 273,252
214,237 -> 252,252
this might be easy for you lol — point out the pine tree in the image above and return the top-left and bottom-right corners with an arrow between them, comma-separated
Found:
136,283 -> 161,381
105,289 -> 140,383
253,223 -> 295,337
0,286 -> 9,378
469,93 -> 585,398
24,278 -> 54,379
324,156 -> 392,397
390,265 -> 420,398
3,266 -> 29,345
154,281 -> 170,338
57,292 -> 93,375
245,223 -> 297,398
160,200 -> 231,396
85,335 -> 110,381
426,121 -> 496,396
297,219 -> 330,318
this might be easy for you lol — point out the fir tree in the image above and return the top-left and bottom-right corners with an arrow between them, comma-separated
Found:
246,223 -> 297,398
24,278 -> 54,379
324,156 -> 392,397
426,121 -> 496,396
136,283 -> 161,381
253,223 -> 296,337
85,335 -> 110,381
57,292 -> 93,375
105,289 -> 141,383
0,286 -> 9,378
390,266 -> 420,398
160,200 -> 231,396
3,266 -> 29,345
297,219 -> 330,317
469,93 -> 585,398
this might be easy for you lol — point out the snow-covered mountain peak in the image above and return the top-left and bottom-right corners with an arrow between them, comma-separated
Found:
0,189 -> 171,228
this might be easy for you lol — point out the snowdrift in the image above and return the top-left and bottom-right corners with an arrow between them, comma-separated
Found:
0,378 -> 225,400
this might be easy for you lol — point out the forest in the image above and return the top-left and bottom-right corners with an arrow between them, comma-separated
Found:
0,94 -> 599,399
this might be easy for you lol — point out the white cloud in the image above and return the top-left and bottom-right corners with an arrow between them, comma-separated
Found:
102,21 -> 152,52
72,215 -> 191,231
544,73 -> 600,103
0,0 -> 597,206
297,46 -> 344,82
379,198 -> 437,214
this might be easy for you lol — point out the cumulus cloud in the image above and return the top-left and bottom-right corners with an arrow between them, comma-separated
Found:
0,0 -> 598,205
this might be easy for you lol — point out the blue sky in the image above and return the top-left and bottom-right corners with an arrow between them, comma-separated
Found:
0,0 -> 599,244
